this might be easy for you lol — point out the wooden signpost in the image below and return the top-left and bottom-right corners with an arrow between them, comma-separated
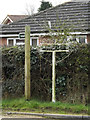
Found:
24,25 -> 69,102
40,49 -> 69,102
25,26 -> 30,100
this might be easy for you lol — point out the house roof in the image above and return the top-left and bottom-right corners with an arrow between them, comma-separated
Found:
0,1 -> 90,35
2,15 -> 29,24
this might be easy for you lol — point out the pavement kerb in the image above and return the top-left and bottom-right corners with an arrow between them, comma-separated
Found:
5,112 -> 90,119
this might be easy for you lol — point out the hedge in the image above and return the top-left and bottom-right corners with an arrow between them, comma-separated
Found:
1,44 -> 90,104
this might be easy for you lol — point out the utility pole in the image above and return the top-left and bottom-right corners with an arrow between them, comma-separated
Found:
25,25 -> 30,100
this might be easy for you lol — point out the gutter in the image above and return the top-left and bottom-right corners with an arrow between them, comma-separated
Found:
19,31 -> 90,36
0,31 -> 90,38
6,112 -> 90,119
0,34 -> 19,38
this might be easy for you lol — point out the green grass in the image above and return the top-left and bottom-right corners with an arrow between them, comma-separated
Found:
1,97 -> 88,115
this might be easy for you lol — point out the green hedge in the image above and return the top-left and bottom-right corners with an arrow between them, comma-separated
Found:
2,44 -> 90,104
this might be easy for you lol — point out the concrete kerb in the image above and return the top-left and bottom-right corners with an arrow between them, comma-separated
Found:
6,112 -> 90,119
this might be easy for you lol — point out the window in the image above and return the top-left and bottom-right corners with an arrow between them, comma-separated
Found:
76,36 -> 87,43
7,38 -> 15,46
67,36 -> 77,42
79,37 -> 86,43
16,39 -> 25,45
7,38 -> 25,46
8,39 -> 13,46
68,36 -> 87,44
30,37 -> 39,47
32,39 -> 37,47
72,37 -> 77,41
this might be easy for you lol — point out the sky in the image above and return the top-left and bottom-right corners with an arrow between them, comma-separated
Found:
0,0 -> 71,23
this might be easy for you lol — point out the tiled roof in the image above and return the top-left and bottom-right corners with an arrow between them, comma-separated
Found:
8,15 -> 29,22
2,15 -> 29,24
0,1 -> 90,35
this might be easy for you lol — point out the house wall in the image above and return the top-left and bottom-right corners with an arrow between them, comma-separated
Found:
0,38 -> 7,46
39,36 -> 54,45
0,34 -> 90,47
87,34 -> 90,43
39,35 -> 90,45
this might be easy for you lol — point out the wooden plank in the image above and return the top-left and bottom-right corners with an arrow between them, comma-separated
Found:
25,25 -> 30,100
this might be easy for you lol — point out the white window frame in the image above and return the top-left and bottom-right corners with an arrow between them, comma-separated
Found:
7,38 -> 25,46
76,35 -> 87,44
30,37 -> 39,46
67,35 -> 87,44
15,38 -> 25,45
7,38 -> 16,46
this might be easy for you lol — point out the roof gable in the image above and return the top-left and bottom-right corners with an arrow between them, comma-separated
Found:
2,15 -> 29,24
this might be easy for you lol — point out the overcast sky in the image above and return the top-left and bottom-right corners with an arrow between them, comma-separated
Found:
0,0 -> 71,23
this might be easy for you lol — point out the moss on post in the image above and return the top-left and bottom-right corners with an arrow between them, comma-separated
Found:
25,25 -> 30,100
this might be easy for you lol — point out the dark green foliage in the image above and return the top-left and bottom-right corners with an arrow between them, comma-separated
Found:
2,46 -> 52,100
2,44 -> 90,104
2,46 -> 25,97
38,0 -> 52,12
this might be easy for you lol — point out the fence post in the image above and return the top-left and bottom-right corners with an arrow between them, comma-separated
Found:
25,25 -> 30,100
52,51 -> 56,102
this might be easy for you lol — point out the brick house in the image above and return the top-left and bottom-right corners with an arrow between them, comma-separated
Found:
0,1 -> 90,47
2,15 -> 28,25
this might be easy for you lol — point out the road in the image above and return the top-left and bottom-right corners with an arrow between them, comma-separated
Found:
1,114 -> 58,120
1,117 -> 89,120
1,118 -> 89,120
1,112 -> 89,120
1,118 -> 57,120
1,115 -> 89,120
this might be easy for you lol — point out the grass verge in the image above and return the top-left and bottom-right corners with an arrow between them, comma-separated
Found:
1,97 -> 88,115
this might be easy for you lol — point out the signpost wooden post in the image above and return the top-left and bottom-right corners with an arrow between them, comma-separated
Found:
25,26 -> 30,100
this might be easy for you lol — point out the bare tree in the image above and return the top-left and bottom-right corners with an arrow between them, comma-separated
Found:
25,4 -> 35,15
